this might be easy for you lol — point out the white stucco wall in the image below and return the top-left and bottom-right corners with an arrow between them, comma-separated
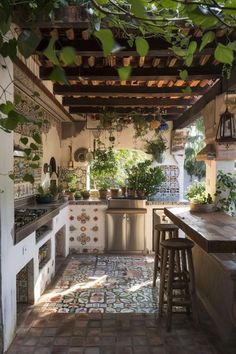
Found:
0,60 -> 16,351
60,122 -> 177,168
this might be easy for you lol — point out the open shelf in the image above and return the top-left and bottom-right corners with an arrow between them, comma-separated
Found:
38,240 -> 51,269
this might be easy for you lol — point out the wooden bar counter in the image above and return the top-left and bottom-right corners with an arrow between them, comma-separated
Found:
164,206 -> 236,342
164,207 -> 236,253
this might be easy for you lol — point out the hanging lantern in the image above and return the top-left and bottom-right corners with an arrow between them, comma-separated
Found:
215,109 -> 236,145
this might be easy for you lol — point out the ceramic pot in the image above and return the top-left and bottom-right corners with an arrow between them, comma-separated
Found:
110,188 -> 119,199
81,191 -> 90,200
99,189 -> 108,200
190,203 -> 215,213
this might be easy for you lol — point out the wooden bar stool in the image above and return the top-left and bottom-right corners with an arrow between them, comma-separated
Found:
158,237 -> 198,331
153,224 -> 179,287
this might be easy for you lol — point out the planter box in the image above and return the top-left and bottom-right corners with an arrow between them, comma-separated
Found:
190,203 -> 215,213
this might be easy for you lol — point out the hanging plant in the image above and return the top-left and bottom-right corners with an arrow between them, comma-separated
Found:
131,112 -> 149,139
145,135 -> 167,163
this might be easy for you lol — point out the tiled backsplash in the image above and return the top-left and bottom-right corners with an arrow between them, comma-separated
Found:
150,165 -> 180,202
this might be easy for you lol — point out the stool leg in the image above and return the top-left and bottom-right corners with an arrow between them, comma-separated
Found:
159,247 -> 168,318
166,249 -> 175,331
181,249 -> 191,316
186,249 -> 199,325
153,231 -> 161,287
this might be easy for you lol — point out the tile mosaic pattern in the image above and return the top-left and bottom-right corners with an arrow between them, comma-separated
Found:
69,206 -> 106,253
7,254 -> 236,354
152,165 -> 179,202
39,255 -> 158,314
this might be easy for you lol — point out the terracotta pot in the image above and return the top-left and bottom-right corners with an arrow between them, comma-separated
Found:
81,191 -> 90,200
127,188 -> 136,198
110,188 -> 119,198
68,192 -> 75,200
136,190 -> 146,199
99,189 -> 108,200
190,203 -> 215,213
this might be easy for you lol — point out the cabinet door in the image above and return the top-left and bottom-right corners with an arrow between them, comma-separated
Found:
106,213 -> 126,251
126,214 -> 145,251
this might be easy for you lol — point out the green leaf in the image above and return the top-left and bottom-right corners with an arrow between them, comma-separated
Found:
60,46 -> 76,65
179,70 -> 188,81
0,101 -> 14,114
48,66 -> 68,84
32,154 -> 40,161
8,110 -> 28,124
199,31 -> 215,52
118,66 -> 132,81
223,0 -> 236,15
14,95 -> 21,105
23,174 -> 35,184
0,14 -> 11,35
187,41 -> 197,55
172,46 -> 187,57
18,30 -> 41,59
94,29 -> 115,57
135,37 -> 149,56
24,148 -> 32,156
8,173 -> 15,181
214,43 -> 234,65
128,0 -> 146,18
160,0 -> 178,9
32,132 -> 41,144
0,39 -> 17,61
29,163 -> 39,169
182,86 -> 192,94
20,137 -> 28,145
185,53 -> 193,67
30,143 -> 38,150
227,41 -> 236,52
43,37 -> 60,66
32,91 -> 40,97
2,117 -> 18,130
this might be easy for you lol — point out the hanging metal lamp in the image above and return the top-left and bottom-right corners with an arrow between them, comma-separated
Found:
215,83 -> 236,146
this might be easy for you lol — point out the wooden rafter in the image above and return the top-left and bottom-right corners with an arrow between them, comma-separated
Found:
63,97 -> 195,107
40,66 -> 221,81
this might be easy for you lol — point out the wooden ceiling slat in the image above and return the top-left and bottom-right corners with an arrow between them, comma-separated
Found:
69,106 -> 183,115
53,84 -> 205,97
63,97 -> 195,107
167,58 -> 177,67
40,66 -> 221,81
88,56 -> 95,67
65,28 -> 75,40
37,38 -> 215,57
139,56 -> 145,67
199,55 -> 211,66
152,58 -> 160,67
82,29 -> 90,40
75,55 -> 82,66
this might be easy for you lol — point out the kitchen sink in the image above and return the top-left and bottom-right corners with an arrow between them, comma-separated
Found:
107,198 -> 146,209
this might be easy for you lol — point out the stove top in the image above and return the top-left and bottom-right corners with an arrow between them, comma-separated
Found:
15,208 -> 48,231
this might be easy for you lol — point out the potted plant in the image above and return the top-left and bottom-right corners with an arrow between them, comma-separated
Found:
81,189 -> 90,200
127,160 -> 166,199
185,181 -> 214,212
215,170 -> 236,216
96,177 -> 111,199
36,185 -> 53,204
145,135 -> 167,163
74,190 -> 82,200
66,174 -> 78,200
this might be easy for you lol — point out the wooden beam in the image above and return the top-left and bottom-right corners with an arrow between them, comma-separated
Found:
37,38 -> 215,57
63,97 -> 194,107
174,64 -> 236,129
69,107 -> 183,115
54,84 -> 207,97
40,66 -> 221,81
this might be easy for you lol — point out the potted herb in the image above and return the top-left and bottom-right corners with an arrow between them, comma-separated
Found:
185,181 -> 214,212
74,190 -> 82,200
66,174 -> 78,200
145,135 -> 167,163
127,160 -> 166,199
36,185 -> 53,204
81,190 -> 90,200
